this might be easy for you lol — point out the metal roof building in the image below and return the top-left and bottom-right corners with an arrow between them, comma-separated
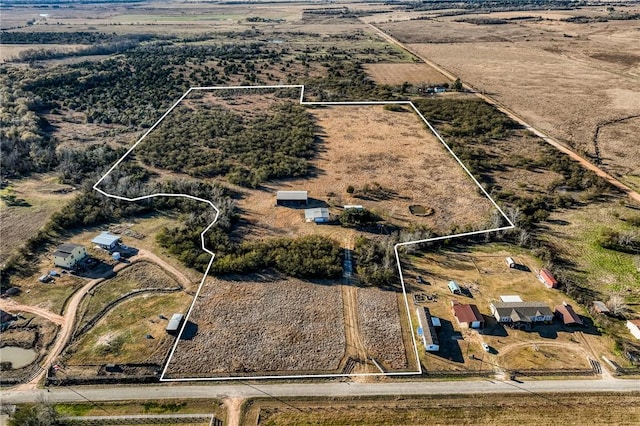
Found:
416,306 -> 439,352
166,313 -> 184,335
91,231 -> 121,250
276,190 -> 308,206
304,207 -> 330,223
452,302 -> 484,329
555,303 -> 584,326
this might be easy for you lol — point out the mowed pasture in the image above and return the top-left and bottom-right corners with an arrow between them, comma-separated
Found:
164,277 -> 346,378
238,104 -> 495,241
378,16 -> 640,190
362,63 -> 450,86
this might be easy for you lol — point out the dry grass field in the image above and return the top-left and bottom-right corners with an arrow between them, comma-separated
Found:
377,13 -> 640,190
65,291 -> 192,365
362,63 -> 449,86
246,393 -> 640,426
0,174 -> 77,264
404,243 -> 606,372
237,104 -> 494,241
165,276 -> 346,378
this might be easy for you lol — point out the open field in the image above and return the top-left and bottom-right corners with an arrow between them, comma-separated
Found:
404,243 -> 607,372
76,260 -> 183,332
0,174 -> 77,264
362,63 -> 449,86
245,393 -> 640,425
377,15 -> 640,190
64,291 -> 192,365
237,103 -> 495,241
53,399 -> 224,419
165,276 -> 346,378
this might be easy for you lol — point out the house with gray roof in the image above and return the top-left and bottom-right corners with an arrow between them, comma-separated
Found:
490,301 -> 554,329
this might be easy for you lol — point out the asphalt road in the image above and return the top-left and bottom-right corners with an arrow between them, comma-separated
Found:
2,378 -> 639,405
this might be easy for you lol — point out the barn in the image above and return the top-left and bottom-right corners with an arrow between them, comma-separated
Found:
452,301 -> 484,329
555,302 -> 584,327
276,191 -> 308,206
92,231 -> 121,250
538,268 -> 558,288
53,243 -> 87,269
304,207 -> 330,223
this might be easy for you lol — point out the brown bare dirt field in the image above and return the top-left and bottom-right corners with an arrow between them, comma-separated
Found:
357,287 -> 411,371
238,104 -> 494,241
376,17 -> 640,189
596,116 -> 640,191
246,393 -> 640,426
0,174 -> 77,264
363,63 -> 450,86
165,276 -> 346,378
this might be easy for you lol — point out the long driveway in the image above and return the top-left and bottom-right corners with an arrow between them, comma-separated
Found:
2,377 -> 639,405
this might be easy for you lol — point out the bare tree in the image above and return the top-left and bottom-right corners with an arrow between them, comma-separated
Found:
607,294 -> 629,317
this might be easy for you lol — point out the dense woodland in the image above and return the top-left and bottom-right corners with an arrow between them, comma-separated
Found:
137,101 -> 317,187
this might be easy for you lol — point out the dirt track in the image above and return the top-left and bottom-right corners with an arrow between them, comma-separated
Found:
10,248 -> 193,390
367,23 -> 640,205
0,300 -> 64,325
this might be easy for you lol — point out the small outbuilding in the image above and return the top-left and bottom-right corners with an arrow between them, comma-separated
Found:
505,257 -> 516,268
452,301 -> 484,329
343,205 -> 363,210
593,301 -> 610,315
538,268 -> 558,289
92,231 -> 121,250
555,302 -> 584,327
166,313 -> 184,335
304,207 -> 330,223
53,243 -> 87,269
416,306 -> 439,352
276,191 -> 308,206
448,280 -> 461,295
627,319 -> 640,340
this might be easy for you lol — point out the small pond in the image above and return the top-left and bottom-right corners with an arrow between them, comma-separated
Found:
0,346 -> 38,369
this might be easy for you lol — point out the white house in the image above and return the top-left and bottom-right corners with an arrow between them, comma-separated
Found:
53,243 -> 87,269
627,319 -> 640,340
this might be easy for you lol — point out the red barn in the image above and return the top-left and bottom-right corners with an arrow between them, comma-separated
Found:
539,268 -> 558,289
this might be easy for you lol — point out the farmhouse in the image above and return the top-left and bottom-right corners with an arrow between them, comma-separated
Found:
53,243 -> 87,269
304,207 -> 330,223
416,306 -> 439,352
555,303 -> 584,327
451,301 -> 484,329
91,231 -> 121,250
490,301 -> 554,329
166,313 -> 184,335
627,319 -> 640,340
448,280 -> 461,295
276,190 -> 308,206
538,268 -> 558,289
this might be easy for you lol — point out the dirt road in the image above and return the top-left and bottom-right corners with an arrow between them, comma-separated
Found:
13,248 -> 193,390
367,23 -> 640,205
0,300 -> 64,325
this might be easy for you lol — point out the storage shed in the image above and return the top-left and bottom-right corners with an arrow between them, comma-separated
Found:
276,191 -> 308,206
304,207 -> 330,223
593,301 -> 610,315
448,280 -> 461,295
166,313 -> 184,335
538,268 -> 558,289
92,231 -> 121,250
505,257 -> 516,268
627,319 -> 640,340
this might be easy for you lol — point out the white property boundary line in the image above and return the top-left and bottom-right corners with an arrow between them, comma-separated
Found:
93,85 -> 515,382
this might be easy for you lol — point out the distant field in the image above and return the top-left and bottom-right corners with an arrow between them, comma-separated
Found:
377,16 -> 640,188
363,63 -> 450,86
247,393 -> 640,425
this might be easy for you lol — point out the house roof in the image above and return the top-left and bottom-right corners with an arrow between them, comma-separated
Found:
304,207 -> 329,220
276,190 -> 308,200
555,304 -> 584,326
416,307 -> 439,346
500,295 -> 523,302
53,243 -> 84,258
452,303 -> 484,324
492,302 -> 553,321
91,232 -> 121,246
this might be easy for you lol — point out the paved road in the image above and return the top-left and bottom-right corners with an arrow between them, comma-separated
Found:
367,23 -> 640,205
2,378 -> 638,405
